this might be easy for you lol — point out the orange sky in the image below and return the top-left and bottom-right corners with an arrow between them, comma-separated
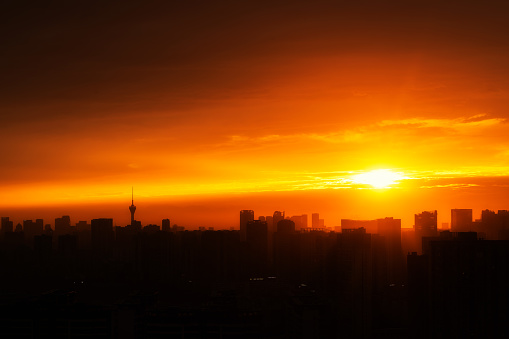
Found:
2,1 -> 509,228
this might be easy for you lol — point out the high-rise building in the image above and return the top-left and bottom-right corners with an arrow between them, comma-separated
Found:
273,211 -> 285,230
312,213 -> 320,228
91,218 -> 114,255
290,215 -> 302,229
290,214 -> 308,229
129,187 -> 136,226
55,215 -> 71,235
76,221 -> 90,232
480,209 -> 509,240
377,217 -> 403,283
23,219 -> 43,235
162,218 -> 170,232
414,210 -> 438,253
451,209 -> 472,232
240,210 -> 254,242
245,219 -> 268,275
341,219 -> 378,234
415,211 -> 437,237
23,219 -> 43,247
1,217 -> 13,233
277,219 -> 296,233
301,214 -> 308,228
265,216 -> 273,231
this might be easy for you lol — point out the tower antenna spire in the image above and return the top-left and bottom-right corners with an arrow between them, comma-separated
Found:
129,187 -> 137,226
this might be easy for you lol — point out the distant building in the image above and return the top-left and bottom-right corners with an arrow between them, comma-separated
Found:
91,218 -> 114,256
480,209 -> 509,240
312,213 -> 320,228
265,216 -> 273,231
143,224 -> 160,233
245,220 -> 268,275
272,211 -> 285,232
290,214 -> 307,229
23,219 -> 43,246
55,215 -> 71,235
415,211 -> 437,237
162,218 -> 170,232
377,217 -> 403,283
341,219 -> 378,234
276,219 -> 296,233
1,217 -> 13,233
451,209 -> 472,232
76,220 -> 90,232
240,210 -> 254,242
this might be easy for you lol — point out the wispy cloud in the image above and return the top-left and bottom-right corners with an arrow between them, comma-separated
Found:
378,114 -> 505,130
226,114 -> 506,147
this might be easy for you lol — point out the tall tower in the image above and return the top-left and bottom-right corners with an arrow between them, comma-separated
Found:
129,187 -> 136,226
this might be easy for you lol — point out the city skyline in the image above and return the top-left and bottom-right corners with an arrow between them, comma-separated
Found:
3,185 -> 509,229
2,196 -> 506,232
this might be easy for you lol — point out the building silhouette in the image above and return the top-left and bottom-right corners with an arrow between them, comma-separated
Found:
414,211 -> 438,253
341,219 -> 378,234
239,210 -> 254,242
91,218 -> 114,256
451,208 -> 472,232
290,214 -> 308,229
162,218 -> 170,232
312,213 -> 319,228
377,217 -> 403,283
408,231 -> 509,338
55,215 -> 71,236
272,211 -> 284,232
129,187 -> 136,226
23,219 -> 43,246
245,219 -> 268,276
1,217 -> 13,233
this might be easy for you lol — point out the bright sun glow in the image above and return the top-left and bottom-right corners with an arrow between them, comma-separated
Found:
351,169 -> 404,189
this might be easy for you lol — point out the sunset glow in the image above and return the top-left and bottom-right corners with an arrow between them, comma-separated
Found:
1,1 -> 509,229
351,169 -> 405,189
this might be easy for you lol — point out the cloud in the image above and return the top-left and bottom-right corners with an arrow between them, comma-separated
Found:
225,114 -> 506,147
378,114 -> 505,130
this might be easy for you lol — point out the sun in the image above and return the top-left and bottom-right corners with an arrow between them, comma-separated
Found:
351,169 -> 405,189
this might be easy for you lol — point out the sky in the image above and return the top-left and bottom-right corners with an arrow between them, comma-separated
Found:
2,0 -> 509,228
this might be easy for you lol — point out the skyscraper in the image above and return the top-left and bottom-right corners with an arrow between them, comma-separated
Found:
451,209 -> 472,232
129,187 -> 136,226
162,218 -> 170,232
377,217 -> 403,283
91,218 -> 114,256
245,219 -> 269,276
414,210 -> 438,253
240,210 -> 254,242
312,213 -> 319,228
272,211 -> 285,231
276,219 -> 295,233
414,211 -> 437,237
55,215 -> 71,235
1,217 -> 13,233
